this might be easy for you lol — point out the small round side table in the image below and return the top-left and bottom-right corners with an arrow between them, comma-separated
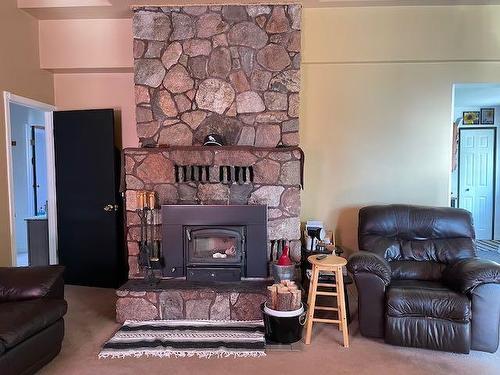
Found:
305,254 -> 349,347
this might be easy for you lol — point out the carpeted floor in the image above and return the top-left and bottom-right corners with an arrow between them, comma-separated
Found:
476,240 -> 500,263
39,285 -> 500,375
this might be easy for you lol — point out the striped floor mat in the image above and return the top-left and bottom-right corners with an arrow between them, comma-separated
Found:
99,320 -> 266,359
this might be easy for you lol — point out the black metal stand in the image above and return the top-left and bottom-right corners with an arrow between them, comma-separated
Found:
137,207 -> 161,285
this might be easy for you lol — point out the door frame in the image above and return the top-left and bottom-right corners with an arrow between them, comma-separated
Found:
457,126 -> 497,239
3,91 -> 58,266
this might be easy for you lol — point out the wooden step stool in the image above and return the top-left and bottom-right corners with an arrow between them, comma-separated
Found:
305,254 -> 349,347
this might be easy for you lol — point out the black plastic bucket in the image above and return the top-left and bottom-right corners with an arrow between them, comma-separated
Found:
261,303 -> 307,344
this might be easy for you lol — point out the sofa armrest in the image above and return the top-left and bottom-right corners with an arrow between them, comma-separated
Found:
0,266 -> 65,302
442,258 -> 500,294
347,251 -> 391,285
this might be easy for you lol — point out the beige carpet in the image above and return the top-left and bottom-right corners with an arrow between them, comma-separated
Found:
39,285 -> 500,375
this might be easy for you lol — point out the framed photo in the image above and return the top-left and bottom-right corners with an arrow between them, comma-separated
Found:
463,111 -> 480,125
481,108 -> 495,125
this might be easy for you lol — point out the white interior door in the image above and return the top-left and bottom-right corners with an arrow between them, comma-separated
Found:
459,128 -> 495,240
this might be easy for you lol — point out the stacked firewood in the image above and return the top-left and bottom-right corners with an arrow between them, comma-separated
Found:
267,281 -> 302,311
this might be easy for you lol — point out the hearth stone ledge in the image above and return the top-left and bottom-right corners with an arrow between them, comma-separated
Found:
115,279 -> 270,322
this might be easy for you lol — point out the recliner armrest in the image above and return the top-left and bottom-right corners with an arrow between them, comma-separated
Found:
347,251 -> 391,285
443,258 -> 500,294
0,266 -> 65,302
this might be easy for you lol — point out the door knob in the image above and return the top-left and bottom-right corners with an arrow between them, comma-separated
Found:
104,204 -> 118,212
465,188 -> 470,192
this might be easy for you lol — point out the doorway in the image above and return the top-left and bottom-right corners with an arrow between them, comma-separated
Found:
458,128 -> 495,240
3,92 -> 57,266
451,83 -> 500,244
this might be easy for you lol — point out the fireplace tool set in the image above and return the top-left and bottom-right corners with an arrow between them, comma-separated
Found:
136,191 -> 162,284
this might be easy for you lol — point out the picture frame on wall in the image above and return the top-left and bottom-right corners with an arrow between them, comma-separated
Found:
463,111 -> 480,125
481,108 -> 495,125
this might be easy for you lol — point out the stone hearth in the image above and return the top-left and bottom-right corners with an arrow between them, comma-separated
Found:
116,279 -> 269,323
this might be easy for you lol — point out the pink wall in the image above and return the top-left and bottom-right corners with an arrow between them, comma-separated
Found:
54,73 -> 138,147
39,19 -> 133,70
42,18 -> 137,147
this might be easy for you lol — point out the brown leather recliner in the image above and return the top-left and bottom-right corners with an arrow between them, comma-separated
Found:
0,266 -> 67,375
347,205 -> 500,353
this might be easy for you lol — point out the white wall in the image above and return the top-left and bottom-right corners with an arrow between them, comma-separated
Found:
10,103 -> 45,255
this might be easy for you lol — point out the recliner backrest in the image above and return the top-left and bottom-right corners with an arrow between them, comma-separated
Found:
358,205 -> 476,281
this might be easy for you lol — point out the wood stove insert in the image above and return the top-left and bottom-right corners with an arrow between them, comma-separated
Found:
185,226 -> 245,281
162,205 -> 268,282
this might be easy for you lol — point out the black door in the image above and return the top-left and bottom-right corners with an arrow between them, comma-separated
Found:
54,109 -> 125,288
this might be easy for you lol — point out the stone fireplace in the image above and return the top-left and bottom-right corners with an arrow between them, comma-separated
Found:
117,4 -> 303,321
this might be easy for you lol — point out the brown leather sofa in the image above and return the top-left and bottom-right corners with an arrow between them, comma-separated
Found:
0,266 -> 67,375
347,205 -> 500,353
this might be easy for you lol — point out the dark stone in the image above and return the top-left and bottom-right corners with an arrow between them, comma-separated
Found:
229,184 -> 253,204
208,47 -> 232,79
231,293 -> 267,320
116,297 -> 158,323
210,294 -> 231,320
222,6 -> 248,24
265,6 -> 290,34
281,187 -> 300,216
194,113 -> 243,145
188,55 -> 208,79
136,106 -> 153,123
239,47 -> 255,76
256,44 -> 291,71
171,12 -> 195,40
292,53 -> 301,69
156,184 -> 179,204
228,22 -> 268,49
134,11 -> 172,41
159,291 -> 184,319
178,184 -> 197,203
197,13 -> 229,38
269,70 -> 300,93
144,41 -> 165,58
134,59 -> 165,88
197,184 -> 230,204
151,90 -> 178,119
133,39 -> 145,59
185,299 -> 211,320
250,70 -> 272,91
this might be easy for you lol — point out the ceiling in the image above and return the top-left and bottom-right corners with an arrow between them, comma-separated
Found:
18,0 -> 500,19
454,83 -> 500,108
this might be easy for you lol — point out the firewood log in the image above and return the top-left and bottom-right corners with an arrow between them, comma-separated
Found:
277,288 -> 293,311
267,285 -> 278,309
291,289 -> 301,310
